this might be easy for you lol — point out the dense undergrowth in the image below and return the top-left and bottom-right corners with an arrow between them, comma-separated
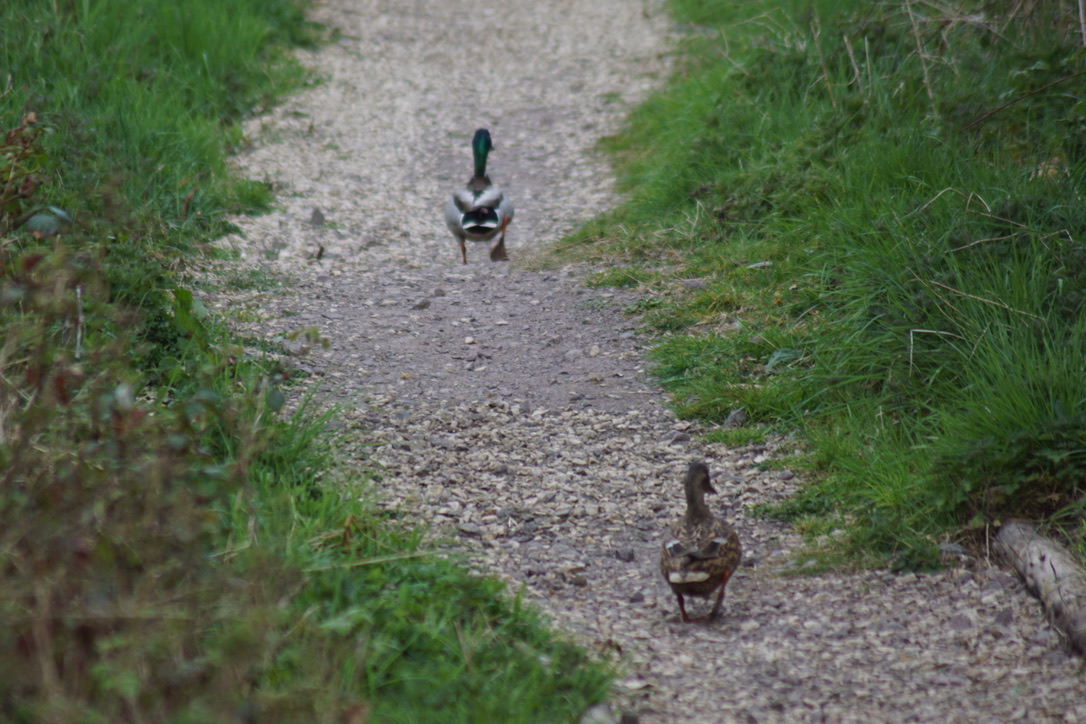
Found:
1,1 -> 609,721
563,0 -> 1086,567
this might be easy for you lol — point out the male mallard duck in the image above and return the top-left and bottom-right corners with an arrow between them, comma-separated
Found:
660,461 -> 742,623
444,128 -> 514,264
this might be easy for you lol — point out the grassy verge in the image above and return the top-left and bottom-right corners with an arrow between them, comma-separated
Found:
558,0 -> 1086,567
1,1 -> 610,720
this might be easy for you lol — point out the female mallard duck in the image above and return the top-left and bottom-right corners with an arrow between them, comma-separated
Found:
660,461 -> 742,623
444,128 -> 514,264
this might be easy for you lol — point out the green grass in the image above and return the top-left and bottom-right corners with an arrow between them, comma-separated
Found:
558,0 -> 1086,565
1,0 -> 318,370
0,1 -> 612,720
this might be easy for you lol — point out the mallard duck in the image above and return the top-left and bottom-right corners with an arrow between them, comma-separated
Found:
660,461 -> 742,623
444,128 -> 514,264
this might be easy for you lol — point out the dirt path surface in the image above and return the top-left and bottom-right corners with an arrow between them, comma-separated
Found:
218,1 -> 1086,721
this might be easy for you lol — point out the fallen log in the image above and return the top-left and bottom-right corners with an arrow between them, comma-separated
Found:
994,520 -> 1086,654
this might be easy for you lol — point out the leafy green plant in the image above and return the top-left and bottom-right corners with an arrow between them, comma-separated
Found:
0,114 -> 46,233
0,248 -> 288,720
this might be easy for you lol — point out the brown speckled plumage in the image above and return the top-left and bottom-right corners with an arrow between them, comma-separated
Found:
660,461 -> 742,623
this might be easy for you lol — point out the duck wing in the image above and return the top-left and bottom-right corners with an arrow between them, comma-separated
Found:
448,185 -> 512,237
661,519 -> 741,586
451,183 -> 505,211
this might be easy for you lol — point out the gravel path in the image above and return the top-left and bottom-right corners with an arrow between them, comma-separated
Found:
217,1 -> 1086,721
